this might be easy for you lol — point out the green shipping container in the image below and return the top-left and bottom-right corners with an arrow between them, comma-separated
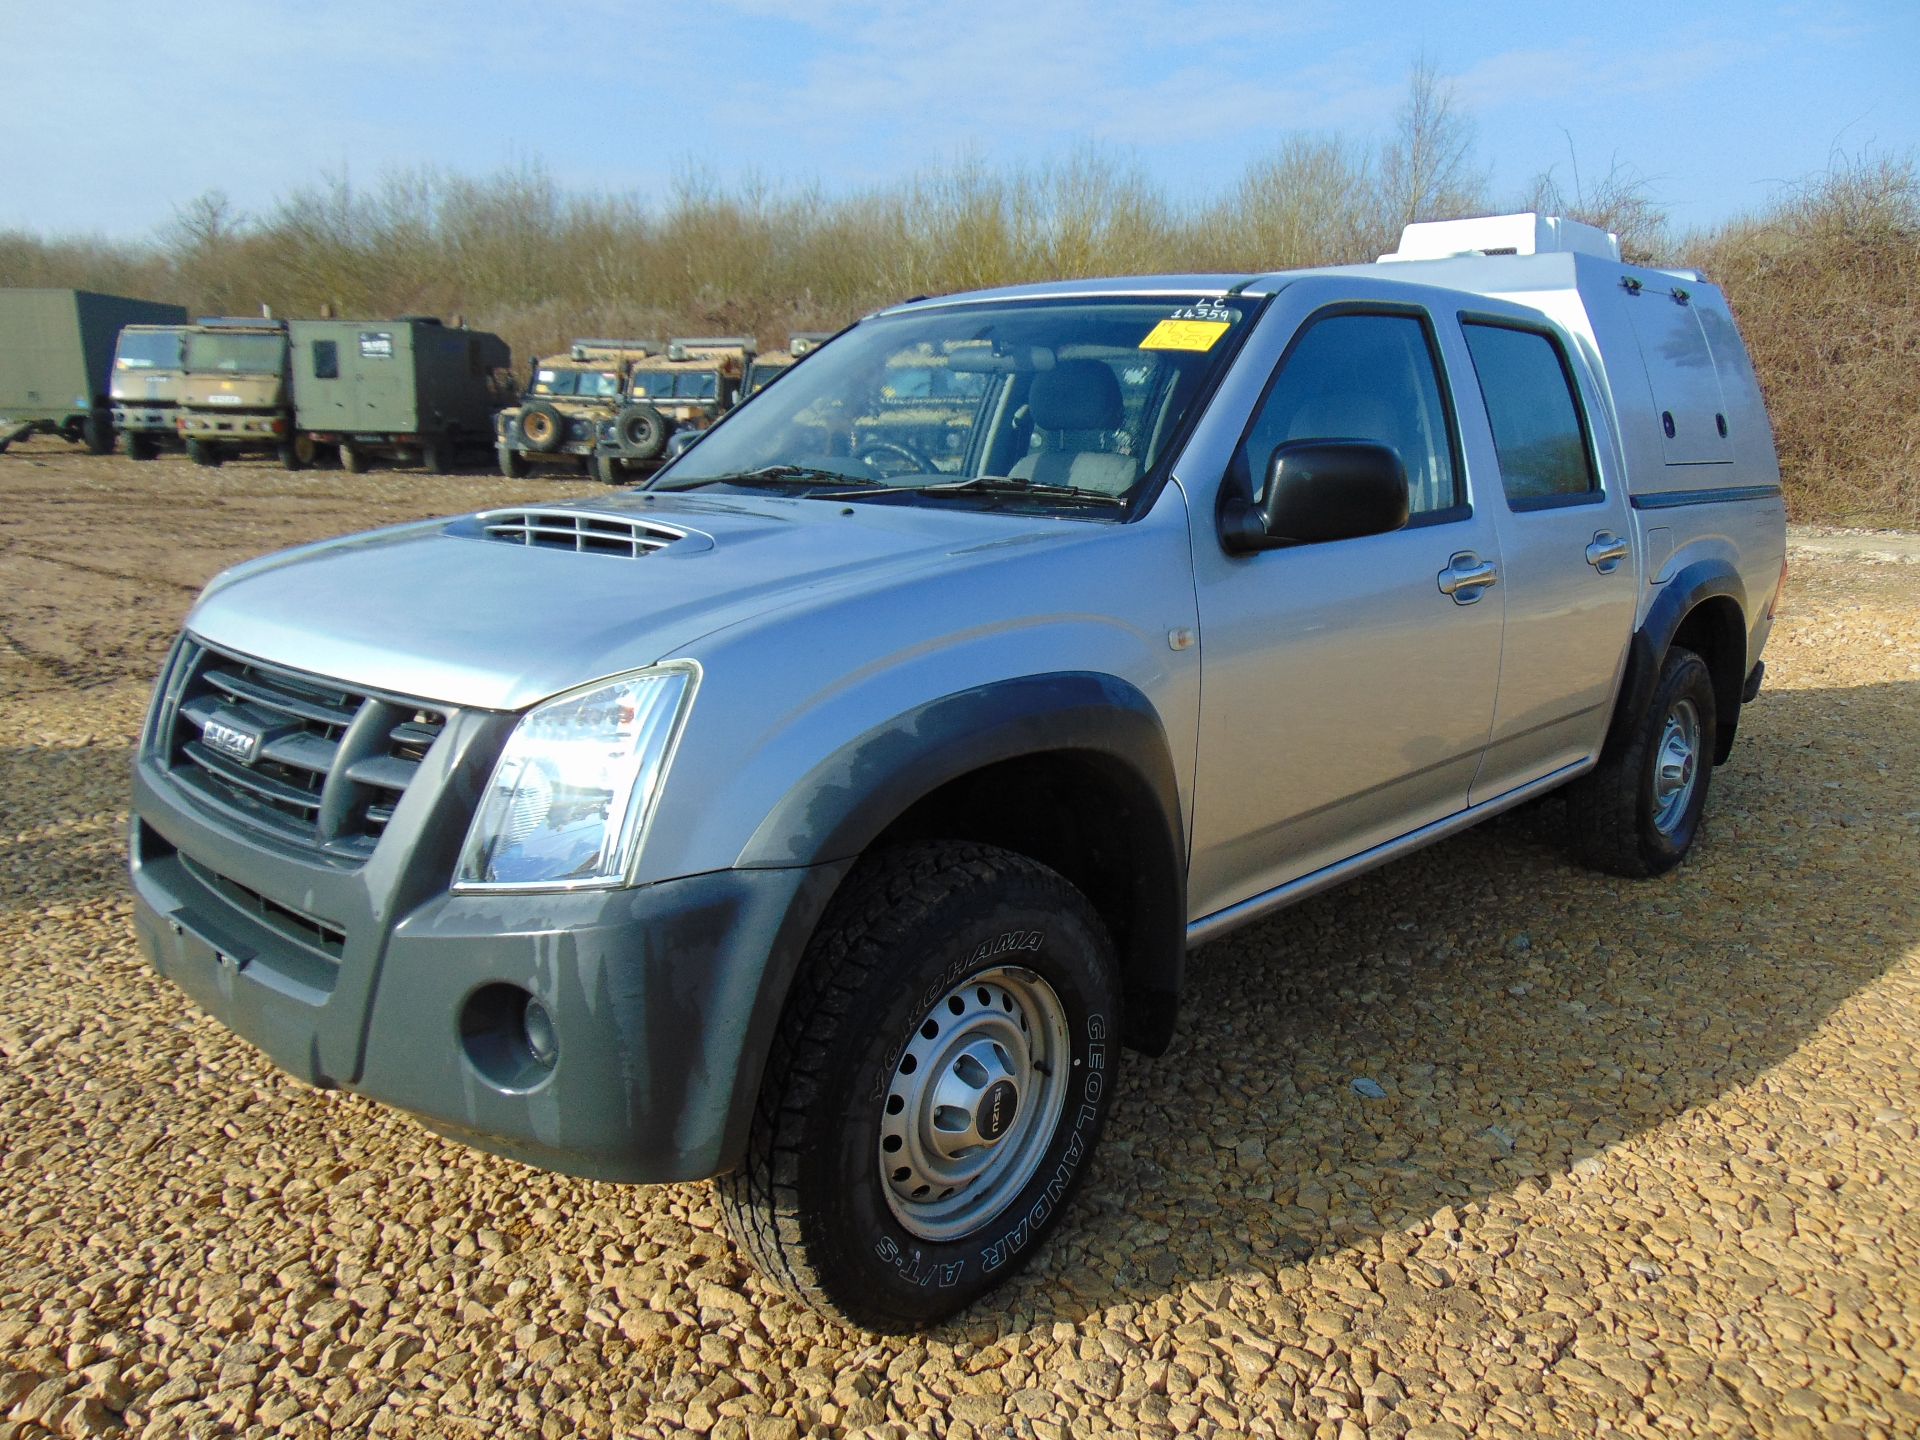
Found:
290,318 -> 512,469
0,289 -> 188,448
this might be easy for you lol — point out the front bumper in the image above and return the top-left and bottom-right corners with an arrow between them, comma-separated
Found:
131,756 -> 850,1182
113,406 -> 178,434
180,411 -> 285,444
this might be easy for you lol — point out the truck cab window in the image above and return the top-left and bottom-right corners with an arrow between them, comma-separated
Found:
1236,313 -> 1459,520
1461,322 -> 1599,506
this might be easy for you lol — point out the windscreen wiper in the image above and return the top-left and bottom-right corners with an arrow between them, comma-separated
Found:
657,464 -> 884,493
819,474 -> 1128,508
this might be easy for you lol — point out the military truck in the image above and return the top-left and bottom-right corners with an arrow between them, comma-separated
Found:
111,324 -> 192,459
742,332 -> 834,398
593,336 -> 755,481
290,317 -> 513,474
177,318 -> 299,468
0,289 -> 187,455
496,339 -> 660,481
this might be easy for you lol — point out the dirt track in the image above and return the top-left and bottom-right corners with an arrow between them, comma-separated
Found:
2,436 -> 1919,1439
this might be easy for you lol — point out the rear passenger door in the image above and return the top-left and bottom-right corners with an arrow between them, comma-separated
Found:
1186,294 -> 1505,921
1455,315 -> 1638,800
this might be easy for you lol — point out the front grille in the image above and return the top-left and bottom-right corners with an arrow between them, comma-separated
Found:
480,509 -> 682,558
180,855 -> 346,961
160,642 -> 448,861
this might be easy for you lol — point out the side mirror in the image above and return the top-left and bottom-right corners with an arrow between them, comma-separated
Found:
1220,440 -> 1410,553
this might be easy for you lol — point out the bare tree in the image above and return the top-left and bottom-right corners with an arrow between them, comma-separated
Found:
1375,58 -> 1486,242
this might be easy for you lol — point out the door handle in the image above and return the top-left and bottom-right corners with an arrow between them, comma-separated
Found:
1437,552 -> 1499,603
1586,532 -> 1630,572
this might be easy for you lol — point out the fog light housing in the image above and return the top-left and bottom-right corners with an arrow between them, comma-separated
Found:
460,983 -> 559,1091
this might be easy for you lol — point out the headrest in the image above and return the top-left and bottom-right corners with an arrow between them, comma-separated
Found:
1029,359 -> 1122,431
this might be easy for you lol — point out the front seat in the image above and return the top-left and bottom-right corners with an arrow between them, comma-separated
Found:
1011,360 -> 1140,494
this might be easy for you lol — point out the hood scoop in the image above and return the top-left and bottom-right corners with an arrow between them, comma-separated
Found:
461,507 -> 710,558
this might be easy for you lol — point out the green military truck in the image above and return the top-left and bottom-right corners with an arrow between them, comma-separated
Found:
111,323 -> 192,459
290,317 -> 513,474
0,289 -> 187,455
742,331 -> 833,398
594,336 -> 755,480
497,339 -> 661,481
178,318 -> 299,468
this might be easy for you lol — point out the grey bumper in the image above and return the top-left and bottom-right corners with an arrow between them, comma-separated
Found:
131,765 -> 849,1183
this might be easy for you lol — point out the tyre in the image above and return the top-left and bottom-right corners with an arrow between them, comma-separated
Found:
119,430 -> 153,461
497,444 -> 528,479
186,438 -> 220,468
518,401 -> 567,453
591,452 -> 622,484
82,411 -> 113,455
422,439 -> 449,475
1565,645 -> 1717,878
341,443 -> 367,474
278,433 -> 315,471
719,841 -> 1121,1331
613,403 -> 668,461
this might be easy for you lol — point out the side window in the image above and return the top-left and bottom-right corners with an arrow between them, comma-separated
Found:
1460,323 -> 1598,506
311,341 -> 338,380
1236,312 -> 1459,519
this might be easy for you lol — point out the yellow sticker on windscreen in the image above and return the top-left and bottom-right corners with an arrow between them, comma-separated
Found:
1140,318 -> 1231,351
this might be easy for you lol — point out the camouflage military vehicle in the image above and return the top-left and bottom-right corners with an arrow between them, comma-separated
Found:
742,331 -> 834,398
290,317 -> 513,473
0,289 -> 186,455
593,336 -> 754,481
496,339 -> 660,480
177,318 -> 300,468
110,323 -> 192,459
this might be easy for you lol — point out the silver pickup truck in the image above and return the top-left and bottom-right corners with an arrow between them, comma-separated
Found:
129,213 -> 1786,1331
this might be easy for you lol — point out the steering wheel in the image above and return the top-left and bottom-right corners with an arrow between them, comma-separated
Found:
854,439 -> 935,479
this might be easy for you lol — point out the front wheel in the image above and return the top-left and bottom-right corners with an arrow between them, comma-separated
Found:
1565,645 -> 1717,877
497,444 -> 527,479
718,841 -> 1120,1332
185,438 -> 220,468
119,430 -> 153,461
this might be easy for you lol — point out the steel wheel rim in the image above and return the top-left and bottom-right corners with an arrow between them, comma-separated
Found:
1652,696 -> 1702,835
878,965 -> 1071,1242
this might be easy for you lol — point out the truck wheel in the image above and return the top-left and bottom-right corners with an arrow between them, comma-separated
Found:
518,401 -> 567,453
82,411 -> 113,455
497,444 -> 527,479
341,443 -> 368,475
718,841 -> 1121,1332
279,434 -> 316,471
119,430 -> 153,461
186,438 -> 220,468
591,452 -> 622,484
613,403 -> 668,461
422,440 -> 449,475
1565,645 -> 1717,878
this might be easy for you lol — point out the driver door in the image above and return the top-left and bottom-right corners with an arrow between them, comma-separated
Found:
1186,292 -> 1505,922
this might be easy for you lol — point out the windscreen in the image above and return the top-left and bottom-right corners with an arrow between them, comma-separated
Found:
184,332 -> 285,375
655,295 -> 1255,512
114,329 -> 185,370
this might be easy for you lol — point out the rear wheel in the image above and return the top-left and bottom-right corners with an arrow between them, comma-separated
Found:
119,430 -> 153,461
718,841 -> 1121,1332
1565,645 -> 1717,877
82,411 -> 113,455
421,439 -> 449,475
278,433 -> 316,471
341,443 -> 368,474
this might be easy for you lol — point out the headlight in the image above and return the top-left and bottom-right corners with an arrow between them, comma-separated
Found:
455,664 -> 697,890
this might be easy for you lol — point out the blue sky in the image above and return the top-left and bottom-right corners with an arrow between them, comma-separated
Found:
4,0 -> 1916,240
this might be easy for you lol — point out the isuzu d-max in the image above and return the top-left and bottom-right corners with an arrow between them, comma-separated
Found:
130,213 -> 1787,1330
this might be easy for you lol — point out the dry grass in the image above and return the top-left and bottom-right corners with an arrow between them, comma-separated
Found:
2,102 -> 1914,526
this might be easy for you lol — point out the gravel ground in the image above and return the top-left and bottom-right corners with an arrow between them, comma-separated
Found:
3,438 -> 1919,1439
